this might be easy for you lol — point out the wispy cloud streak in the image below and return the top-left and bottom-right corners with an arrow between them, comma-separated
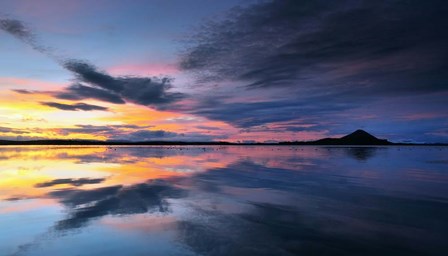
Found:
41,102 -> 108,111
0,17 -> 185,110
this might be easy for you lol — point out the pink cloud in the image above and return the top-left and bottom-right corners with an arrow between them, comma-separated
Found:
108,63 -> 179,77
0,77 -> 63,90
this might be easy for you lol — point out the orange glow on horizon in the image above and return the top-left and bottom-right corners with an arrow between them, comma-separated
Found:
0,79 -> 323,142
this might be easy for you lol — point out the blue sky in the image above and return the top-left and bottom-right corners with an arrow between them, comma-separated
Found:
0,0 -> 447,143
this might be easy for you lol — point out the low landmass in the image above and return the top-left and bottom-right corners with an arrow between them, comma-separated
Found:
0,130 -> 446,146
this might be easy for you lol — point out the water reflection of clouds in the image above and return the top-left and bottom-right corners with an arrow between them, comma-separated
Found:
35,178 -> 106,188
0,146 -> 230,201
1,146 -> 448,255
48,180 -> 186,231
172,160 -> 448,255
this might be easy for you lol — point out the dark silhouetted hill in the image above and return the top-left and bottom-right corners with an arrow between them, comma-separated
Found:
281,130 -> 392,145
314,129 -> 391,145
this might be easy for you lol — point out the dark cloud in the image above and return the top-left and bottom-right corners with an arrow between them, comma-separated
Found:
195,125 -> 222,131
54,60 -> 186,109
55,61 -> 185,108
0,126 -> 23,134
109,129 -> 222,142
0,18 -> 34,44
0,18 -> 49,54
57,124 -> 154,138
0,126 -> 34,136
1,18 -> 185,110
189,96 -> 355,128
181,0 -> 448,92
41,102 -> 108,111
180,0 -> 447,141
114,130 -> 176,141
178,0 -> 448,135
35,178 -> 106,188
12,89 -> 35,94
64,61 -> 123,92
55,83 -> 126,104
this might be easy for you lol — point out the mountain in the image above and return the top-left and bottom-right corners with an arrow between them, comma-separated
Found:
312,129 -> 391,145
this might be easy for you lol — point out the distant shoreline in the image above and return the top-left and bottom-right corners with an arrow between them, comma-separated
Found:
0,140 -> 447,146
2,129 -> 446,146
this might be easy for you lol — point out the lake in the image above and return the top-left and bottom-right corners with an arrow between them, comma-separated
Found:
0,146 -> 447,256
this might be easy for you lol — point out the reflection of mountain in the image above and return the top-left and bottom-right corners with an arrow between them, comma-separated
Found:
343,147 -> 380,161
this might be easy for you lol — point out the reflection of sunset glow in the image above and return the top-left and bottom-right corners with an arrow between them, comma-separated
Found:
0,145 -> 343,201
101,214 -> 178,233
0,198 -> 58,214
0,146 -> 237,201
0,145 -> 447,256
0,145 -> 324,201
0,147 -> 112,199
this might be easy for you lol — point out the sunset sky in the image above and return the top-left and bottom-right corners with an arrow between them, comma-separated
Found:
1,0 -> 447,143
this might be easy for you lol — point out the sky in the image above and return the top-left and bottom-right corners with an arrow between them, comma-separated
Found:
0,0 -> 447,143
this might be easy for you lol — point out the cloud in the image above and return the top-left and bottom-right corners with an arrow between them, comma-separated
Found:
0,18 -> 49,54
181,94 -> 356,129
118,130 -> 226,142
176,0 -> 448,135
114,130 -> 177,141
3,5 -> 448,142
58,60 -> 185,108
0,126 -> 28,134
35,178 -> 106,188
11,89 -> 35,94
42,60 -> 185,109
1,123 -> 221,142
1,18 -> 186,110
0,18 -> 34,43
57,124 -> 220,142
41,102 -> 108,111
181,0 -> 448,92
55,83 -> 126,104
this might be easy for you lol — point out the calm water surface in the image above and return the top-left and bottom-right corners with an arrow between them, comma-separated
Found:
0,146 -> 447,256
